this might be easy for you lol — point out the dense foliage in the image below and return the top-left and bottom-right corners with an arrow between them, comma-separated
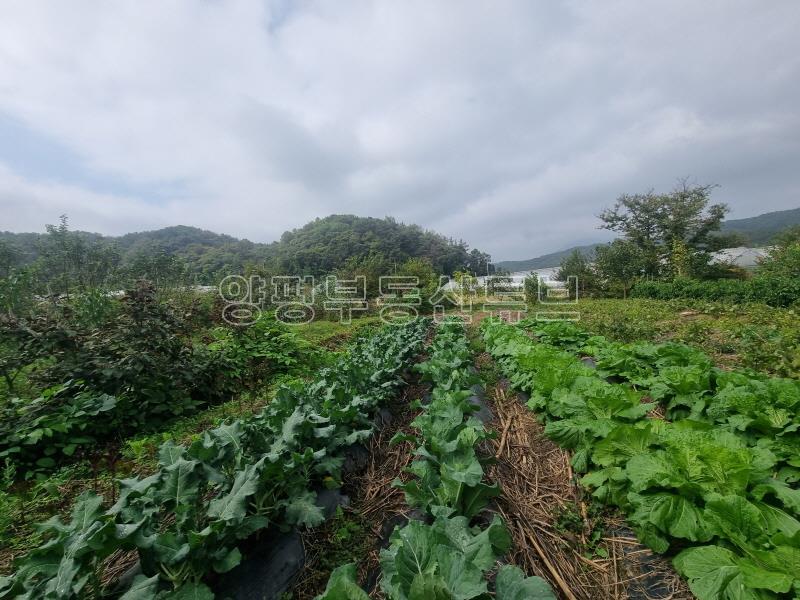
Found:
598,182 -> 728,278
392,321 -> 500,518
555,193 -> 800,300
630,275 -> 800,307
271,215 -> 492,277
0,318 -> 429,599
0,282 -> 311,477
484,319 -> 800,600
1,214 -> 495,289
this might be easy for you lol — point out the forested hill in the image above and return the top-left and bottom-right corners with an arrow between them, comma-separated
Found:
720,207 -> 800,245
495,243 -> 604,273
0,215 -> 491,282
270,215 -> 489,275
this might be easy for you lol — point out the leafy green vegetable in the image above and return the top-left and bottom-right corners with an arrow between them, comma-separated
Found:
481,318 -> 800,599
314,563 -> 370,600
495,565 -> 556,600
380,515 -> 510,600
4,318 -> 431,599
319,320 -> 555,600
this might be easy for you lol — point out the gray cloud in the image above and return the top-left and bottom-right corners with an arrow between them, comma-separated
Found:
0,0 -> 798,260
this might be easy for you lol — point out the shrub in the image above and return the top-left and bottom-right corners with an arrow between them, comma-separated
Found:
630,276 -> 800,308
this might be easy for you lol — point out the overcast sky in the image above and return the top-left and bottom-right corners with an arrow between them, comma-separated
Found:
1,1 -> 798,260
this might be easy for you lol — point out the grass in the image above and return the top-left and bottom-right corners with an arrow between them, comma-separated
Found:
0,461 -> 119,574
572,298 -> 800,377
290,316 -> 381,348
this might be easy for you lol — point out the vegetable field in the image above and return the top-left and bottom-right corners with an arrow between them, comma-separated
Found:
2,303 -> 799,600
483,317 -> 800,600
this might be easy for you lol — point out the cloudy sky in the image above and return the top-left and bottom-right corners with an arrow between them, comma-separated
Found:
1,1 -> 798,260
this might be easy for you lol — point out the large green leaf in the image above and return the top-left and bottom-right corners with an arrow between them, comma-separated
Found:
750,479 -> 800,517
159,457 -> 201,519
737,559 -> 794,594
433,546 -> 487,599
284,490 -> 325,528
629,492 -> 710,543
207,458 -> 263,523
495,565 -> 556,600
591,423 -> 657,467
703,494 -> 769,549
119,574 -> 160,599
457,482 -> 501,519
381,520 -> 440,598
408,574 -> 454,600
438,514 -> 510,572
212,547 -> 242,574
314,563 -> 370,600
673,546 -> 771,600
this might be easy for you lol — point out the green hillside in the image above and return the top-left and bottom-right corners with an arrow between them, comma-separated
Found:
720,207 -> 800,245
0,215 -> 491,283
495,243 -> 604,272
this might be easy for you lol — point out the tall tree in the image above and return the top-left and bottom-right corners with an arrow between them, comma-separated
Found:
38,216 -> 120,296
593,240 -> 647,298
556,249 -> 595,297
599,182 -> 728,277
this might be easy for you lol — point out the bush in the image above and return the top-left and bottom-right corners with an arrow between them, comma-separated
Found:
0,283 -> 309,476
209,311 -> 309,392
630,276 -> 800,307
26,282 -> 233,421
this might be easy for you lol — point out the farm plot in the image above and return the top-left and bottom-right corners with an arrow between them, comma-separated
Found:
0,318 -> 429,599
313,318 -> 556,599
482,318 -> 800,600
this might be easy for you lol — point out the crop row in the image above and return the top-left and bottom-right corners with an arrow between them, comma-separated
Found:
482,318 -> 800,600
0,318 -> 430,600
525,320 -> 800,480
315,319 -> 556,599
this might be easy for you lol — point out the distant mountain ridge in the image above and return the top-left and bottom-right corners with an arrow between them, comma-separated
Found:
495,243 -> 605,273
0,215 -> 490,282
495,207 -> 800,272
719,207 -> 800,245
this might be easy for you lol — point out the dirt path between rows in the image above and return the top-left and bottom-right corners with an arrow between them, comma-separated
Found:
290,346 -> 432,599
482,364 -> 692,600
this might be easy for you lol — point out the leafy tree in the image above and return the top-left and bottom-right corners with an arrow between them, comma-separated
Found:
2,214 -> 493,286
397,257 -> 439,312
556,249 -> 596,297
123,247 -> 189,290
593,240 -> 646,298
523,274 -> 540,304
599,182 -> 728,277
758,225 -> 800,279
36,216 -> 121,296
706,230 -> 749,251
669,238 -> 691,277
0,241 -> 20,279
272,215 -> 486,277
467,248 -> 493,276
334,252 -> 391,299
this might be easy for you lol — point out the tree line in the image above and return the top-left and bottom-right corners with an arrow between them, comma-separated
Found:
0,214 -> 495,302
